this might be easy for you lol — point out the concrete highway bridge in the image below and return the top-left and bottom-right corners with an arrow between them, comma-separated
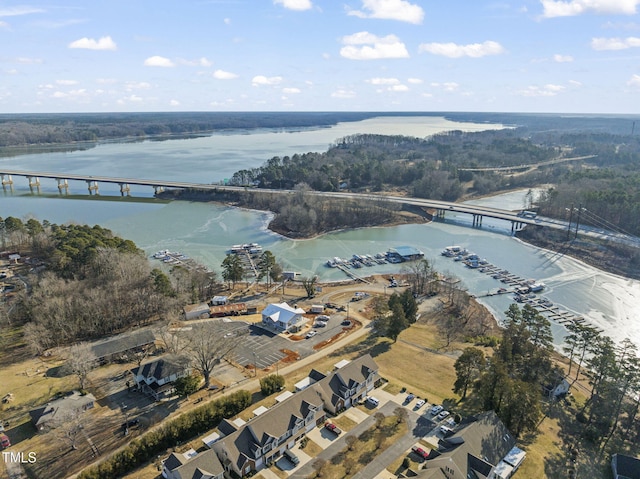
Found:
0,168 -> 557,235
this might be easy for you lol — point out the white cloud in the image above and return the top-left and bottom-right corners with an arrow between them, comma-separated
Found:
389,84 -> 409,92
213,69 -> 238,80
68,35 -> 117,51
407,77 -> 423,84
541,0 -> 640,17
0,20 -> 8,28
252,75 -> 283,86
56,79 -> 78,85
627,74 -> 640,88
283,87 -> 301,93
331,89 -> 356,98
125,81 -> 151,91
0,6 -> 45,17
348,0 -> 424,24
431,82 -> 460,92
340,31 -> 409,60
274,0 -> 313,11
16,57 -> 43,64
224,18 -> 231,25
568,79 -> 582,86
553,53 -> 574,62
418,40 -> 504,58
144,56 -> 175,67
179,57 -> 213,67
366,77 -> 400,85
591,36 -> 640,50
518,84 -> 566,96
170,99 -> 180,106
51,89 -> 89,99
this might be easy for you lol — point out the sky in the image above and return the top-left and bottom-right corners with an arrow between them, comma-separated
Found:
1,0 -> 640,114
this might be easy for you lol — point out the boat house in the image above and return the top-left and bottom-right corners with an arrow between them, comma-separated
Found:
387,245 -> 424,263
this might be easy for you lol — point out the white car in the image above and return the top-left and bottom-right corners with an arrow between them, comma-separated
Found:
436,410 -> 450,421
305,330 -> 317,339
445,417 -> 456,428
439,425 -> 452,435
414,399 -> 426,409
430,405 -> 443,415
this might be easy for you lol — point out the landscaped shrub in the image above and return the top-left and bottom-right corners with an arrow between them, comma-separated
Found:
78,390 -> 251,479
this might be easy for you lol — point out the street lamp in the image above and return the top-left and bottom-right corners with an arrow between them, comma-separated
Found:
253,352 -> 258,377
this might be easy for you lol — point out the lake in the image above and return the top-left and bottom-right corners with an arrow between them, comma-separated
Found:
1,115 -> 639,350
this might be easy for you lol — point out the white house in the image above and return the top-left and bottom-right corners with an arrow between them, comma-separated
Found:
261,302 -> 306,332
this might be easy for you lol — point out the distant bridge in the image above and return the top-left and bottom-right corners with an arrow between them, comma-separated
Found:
457,155 -> 597,173
0,168 -> 561,235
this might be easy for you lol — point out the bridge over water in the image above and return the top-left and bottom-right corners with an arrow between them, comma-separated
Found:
0,168 -> 551,234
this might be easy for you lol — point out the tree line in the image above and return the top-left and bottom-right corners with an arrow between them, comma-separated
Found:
453,303 -> 640,447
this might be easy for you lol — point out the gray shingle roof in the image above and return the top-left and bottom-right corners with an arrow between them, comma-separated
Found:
132,355 -> 190,381
173,450 -> 224,479
91,329 -> 156,359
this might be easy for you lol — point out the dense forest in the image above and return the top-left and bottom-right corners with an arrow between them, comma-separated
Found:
0,217 -> 219,353
228,127 -> 640,237
0,112 -> 381,147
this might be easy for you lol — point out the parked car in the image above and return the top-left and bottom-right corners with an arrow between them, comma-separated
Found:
315,314 -> 330,321
430,404 -> 444,415
305,330 -> 317,339
445,417 -> 456,428
366,396 -> 380,407
414,399 -> 426,409
405,393 -> 415,403
283,449 -> 299,465
324,422 -> 342,435
411,445 -> 429,459
313,321 -> 327,328
121,418 -> 140,430
0,433 -> 10,449
436,410 -> 450,421
439,425 -> 453,435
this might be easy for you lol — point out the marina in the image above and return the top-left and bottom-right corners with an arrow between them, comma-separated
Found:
442,246 -> 604,333
325,246 -> 424,281
152,250 -> 209,272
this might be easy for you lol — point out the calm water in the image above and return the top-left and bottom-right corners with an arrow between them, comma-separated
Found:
1,116 -> 639,349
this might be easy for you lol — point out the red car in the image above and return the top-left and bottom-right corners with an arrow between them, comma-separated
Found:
411,445 -> 429,460
1,434 -> 10,449
324,422 -> 342,435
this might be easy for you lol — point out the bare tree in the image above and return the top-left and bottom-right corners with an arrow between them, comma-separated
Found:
182,321 -> 247,388
64,342 -> 97,390
345,435 -> 357,451
393,406 -> 408,425
311,458 -> 328,478
53,409 -> 85,451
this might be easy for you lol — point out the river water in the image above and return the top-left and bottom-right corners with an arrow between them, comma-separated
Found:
1,116 -> 639,349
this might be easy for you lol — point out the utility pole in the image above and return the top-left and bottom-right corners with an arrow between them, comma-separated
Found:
574,203 -> 582,239
566,203 -> 574,241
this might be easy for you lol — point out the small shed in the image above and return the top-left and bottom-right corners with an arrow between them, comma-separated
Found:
309,304 -> 324,314
210,296 -> 228,306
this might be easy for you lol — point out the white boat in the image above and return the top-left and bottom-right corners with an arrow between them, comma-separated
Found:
530,282 -> 545,292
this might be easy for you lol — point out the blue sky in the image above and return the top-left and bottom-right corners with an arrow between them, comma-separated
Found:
1,0 -> 640,113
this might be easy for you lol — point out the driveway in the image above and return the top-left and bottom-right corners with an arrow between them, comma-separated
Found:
290,398 -> 438,479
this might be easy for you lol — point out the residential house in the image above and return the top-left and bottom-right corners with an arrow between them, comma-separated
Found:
418,411 -> 526,479
29,391 -> 96,431
312,355 -> 378,414
162,449 -> 224,479
90,329 -> 156,364
261,302 -> 306,332
209,354 -> 378,477
612,454 -> 640,479
131,355 -> 191,400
